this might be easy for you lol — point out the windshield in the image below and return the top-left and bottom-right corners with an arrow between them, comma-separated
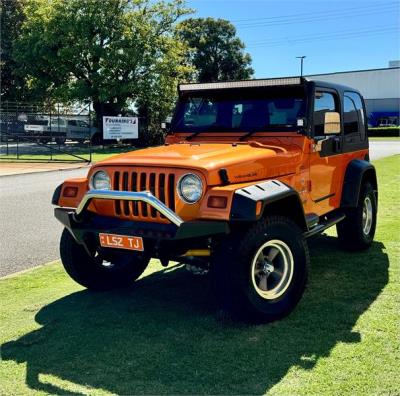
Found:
171,87 -> 307,133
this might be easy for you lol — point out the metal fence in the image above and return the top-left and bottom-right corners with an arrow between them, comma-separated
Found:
0,101 -> 96,162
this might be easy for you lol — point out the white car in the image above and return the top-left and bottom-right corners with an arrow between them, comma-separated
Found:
24,117 -> 99,144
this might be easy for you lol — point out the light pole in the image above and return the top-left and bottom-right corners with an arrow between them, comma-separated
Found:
296,56 -> 306,77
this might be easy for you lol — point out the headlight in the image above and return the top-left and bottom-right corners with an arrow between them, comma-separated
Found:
178,173 -> 203,204
90,170 -> 111,190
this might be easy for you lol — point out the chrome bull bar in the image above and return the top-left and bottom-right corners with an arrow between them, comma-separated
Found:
75,190 -> 184,227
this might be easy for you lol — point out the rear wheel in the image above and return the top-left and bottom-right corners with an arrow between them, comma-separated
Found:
211,216 -> 309,323
60,228 -> 150,290
337,182 -> 377,251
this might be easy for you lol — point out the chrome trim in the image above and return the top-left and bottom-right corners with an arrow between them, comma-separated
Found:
89,170 -> 111,190
177,173 -> 203,205
75,190 -> 183,227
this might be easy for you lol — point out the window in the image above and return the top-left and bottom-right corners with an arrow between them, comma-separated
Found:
77,120 -> 89,128
171,88 -> 307,133
68,120 -> 78,126
314,91 -> 338,136
343,91 -> 365,139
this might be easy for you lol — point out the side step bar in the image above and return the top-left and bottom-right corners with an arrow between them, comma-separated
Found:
304,213 -> 346,238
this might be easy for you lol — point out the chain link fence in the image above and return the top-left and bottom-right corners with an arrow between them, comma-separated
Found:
0,101 -> 98,162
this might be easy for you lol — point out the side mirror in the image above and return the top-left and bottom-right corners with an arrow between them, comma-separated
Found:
324,112 -> 341,134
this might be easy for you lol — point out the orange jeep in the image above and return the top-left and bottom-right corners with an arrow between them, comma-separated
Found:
53,77 -> 378,323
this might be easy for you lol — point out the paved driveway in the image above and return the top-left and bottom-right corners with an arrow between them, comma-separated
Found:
0,168 -> 88,277
369,140 -> 400,160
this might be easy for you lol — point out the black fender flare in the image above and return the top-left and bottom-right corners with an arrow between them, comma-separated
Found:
52,183 -> 63,205
230,179 -> 308,231
341,159 -> 378,208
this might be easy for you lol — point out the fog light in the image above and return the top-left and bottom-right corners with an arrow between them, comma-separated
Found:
207,196 -> 227,209
63,186 -> 78,198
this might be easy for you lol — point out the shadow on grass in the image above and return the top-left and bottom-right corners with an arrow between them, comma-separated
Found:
1,236 -> 389,395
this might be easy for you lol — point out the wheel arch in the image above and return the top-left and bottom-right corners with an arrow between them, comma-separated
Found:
230,180 -> 308,231
341,159 -> 378,208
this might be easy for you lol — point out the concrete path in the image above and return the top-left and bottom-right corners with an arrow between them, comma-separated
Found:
0,162 -> 89,176
369,140 -> 400,160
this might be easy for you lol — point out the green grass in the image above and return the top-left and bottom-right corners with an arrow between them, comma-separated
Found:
1,156 -> 399,395
369,126 -> 400,130
0,145 -> 135,163
369,137 -> 400,141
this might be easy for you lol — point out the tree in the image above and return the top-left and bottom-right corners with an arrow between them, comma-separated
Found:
0,0 -> 29,101
177,17 -> 254,83
13,0 -> 192,131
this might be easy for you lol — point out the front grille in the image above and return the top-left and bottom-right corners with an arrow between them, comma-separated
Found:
112,170 -> 176,221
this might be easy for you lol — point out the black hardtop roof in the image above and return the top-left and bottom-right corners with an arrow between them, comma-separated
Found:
305,78 -> 363,95
178,76 -> 362,96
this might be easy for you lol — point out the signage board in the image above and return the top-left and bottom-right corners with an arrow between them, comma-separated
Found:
103,116 -> 138,140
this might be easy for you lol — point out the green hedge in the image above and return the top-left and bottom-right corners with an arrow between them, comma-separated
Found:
368,127 -> 400,137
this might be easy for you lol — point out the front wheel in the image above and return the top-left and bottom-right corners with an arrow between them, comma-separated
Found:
337,182 -> 377,251
211,216 -> 309,323
60,228 -> 150,290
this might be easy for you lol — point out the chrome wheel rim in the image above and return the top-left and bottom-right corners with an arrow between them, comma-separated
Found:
251,239 -> 294,300
362,196 -> 373,235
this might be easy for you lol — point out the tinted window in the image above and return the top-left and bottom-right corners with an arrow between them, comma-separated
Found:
68,120 -> 77,126
314,91 -> 338,136
77,120 -> 89,127
343,91 -> 365,139
171,88 -> 307,133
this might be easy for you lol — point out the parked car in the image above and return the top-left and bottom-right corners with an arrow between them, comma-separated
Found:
52,77 -> 377,323
24,117 -> 99,144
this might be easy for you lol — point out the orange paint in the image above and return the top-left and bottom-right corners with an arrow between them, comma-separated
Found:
57,132 -> 367,222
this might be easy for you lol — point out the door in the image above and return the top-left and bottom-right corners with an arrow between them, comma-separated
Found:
309,89 -> 343,214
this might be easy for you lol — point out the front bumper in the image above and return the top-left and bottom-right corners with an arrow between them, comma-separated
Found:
54,190 -> 229,257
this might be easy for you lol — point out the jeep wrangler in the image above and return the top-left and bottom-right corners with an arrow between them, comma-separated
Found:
52,77 -> 378,323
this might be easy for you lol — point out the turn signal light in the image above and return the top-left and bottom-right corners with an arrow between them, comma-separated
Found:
256,200 -> 263,216
207,196 -> 227,209
63,186 -> 78,198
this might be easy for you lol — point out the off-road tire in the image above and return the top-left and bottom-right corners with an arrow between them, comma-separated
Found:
337,182 -> 377,251
211,216 -> 309,323
60,228 -> 150,291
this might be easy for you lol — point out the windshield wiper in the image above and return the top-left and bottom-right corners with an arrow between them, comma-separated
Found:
185,124 -> 230,140
185,131 -> 203,141
239,129 -> 259,141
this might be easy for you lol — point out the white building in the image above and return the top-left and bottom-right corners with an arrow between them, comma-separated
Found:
308,64 -> 400,126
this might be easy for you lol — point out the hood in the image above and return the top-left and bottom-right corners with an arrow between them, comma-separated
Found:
96,142 -> 302,185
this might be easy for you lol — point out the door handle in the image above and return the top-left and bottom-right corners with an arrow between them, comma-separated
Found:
333,137 -> 342,152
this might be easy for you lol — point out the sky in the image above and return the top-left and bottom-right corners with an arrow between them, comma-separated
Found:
186,0 -> 400,78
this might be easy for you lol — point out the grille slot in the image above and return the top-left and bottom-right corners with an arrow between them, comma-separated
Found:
112,170 -> 176,222
114,172 -> 121,215
122,172 -> 130,215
